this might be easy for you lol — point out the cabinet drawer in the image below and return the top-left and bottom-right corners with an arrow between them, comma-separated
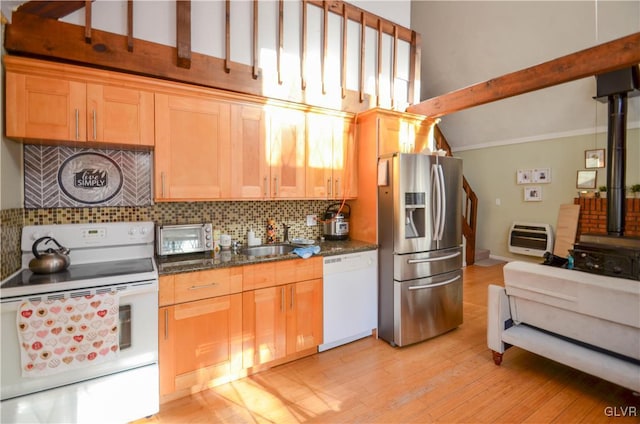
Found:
242,262 -> 276,290
275,256 -> 322,283
174,267 -> 242,303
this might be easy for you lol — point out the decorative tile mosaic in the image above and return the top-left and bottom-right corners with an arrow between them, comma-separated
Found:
24,145 -> 152,209
5,198 -> 348,279
1,208 -> 23,280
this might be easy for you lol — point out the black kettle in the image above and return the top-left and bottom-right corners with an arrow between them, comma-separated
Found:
29,237 -> 71,274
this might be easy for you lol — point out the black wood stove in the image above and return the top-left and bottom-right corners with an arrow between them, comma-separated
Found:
571,66 -> 640,281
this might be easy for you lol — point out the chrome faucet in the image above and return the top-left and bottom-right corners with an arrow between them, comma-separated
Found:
282,223 -> 291,243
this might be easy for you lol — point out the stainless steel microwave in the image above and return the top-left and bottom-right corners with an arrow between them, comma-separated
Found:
156,223 -> 213,256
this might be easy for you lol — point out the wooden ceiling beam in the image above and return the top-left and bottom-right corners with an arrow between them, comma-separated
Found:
176,0 -> 191,69
16,1 -> 89,20
407,32 -> 640,118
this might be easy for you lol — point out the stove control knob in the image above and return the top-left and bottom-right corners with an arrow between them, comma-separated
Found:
140,227 -> 148,235
613,266 -> 622,274
580,252 -> 587,258
129,227 -> 138,236
205,235 -> 211,240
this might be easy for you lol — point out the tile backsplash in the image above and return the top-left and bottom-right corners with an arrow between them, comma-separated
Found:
1,200 -> 345,279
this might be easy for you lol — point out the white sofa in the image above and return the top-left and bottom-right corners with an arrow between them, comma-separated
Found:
487,261 -> 640,392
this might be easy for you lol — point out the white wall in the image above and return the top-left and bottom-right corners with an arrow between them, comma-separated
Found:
411,1 -> 640,150
456,127 -> 640,262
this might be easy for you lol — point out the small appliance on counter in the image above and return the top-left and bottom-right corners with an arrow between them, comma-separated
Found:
156,223 -> 213,256
322,203 -> 350,241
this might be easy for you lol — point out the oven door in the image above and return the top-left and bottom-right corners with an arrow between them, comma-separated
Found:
1,280 -> 158,401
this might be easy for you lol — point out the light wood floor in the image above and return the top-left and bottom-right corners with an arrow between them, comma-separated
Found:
139,264 -> 640,423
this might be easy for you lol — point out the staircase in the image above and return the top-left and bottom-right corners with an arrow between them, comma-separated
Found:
433,124 -> 478,265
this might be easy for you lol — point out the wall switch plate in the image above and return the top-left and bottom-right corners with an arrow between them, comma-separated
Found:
306,214 -> 317,226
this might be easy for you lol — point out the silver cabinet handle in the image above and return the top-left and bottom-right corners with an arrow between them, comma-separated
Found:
188,282 -> 218,290
407,252 -> 461,264
92,110 -> 97,140
161,172 -> 167,198
408,275 -> 461,291
75,109 -> 80,140
164,309 -> 169,340
264,177 -> 268,197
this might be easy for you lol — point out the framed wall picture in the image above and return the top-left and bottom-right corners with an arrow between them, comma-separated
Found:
524,186 -> 542,201
577,170 -> 597,189
516,169 -> 532,184
532,168 -> 551,183
585,149 -> 605,168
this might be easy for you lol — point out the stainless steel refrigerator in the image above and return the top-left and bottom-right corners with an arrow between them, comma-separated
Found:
377,152 -> 463,347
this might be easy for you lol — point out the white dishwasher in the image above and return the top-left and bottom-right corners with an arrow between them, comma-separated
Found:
319,250 -> 378,352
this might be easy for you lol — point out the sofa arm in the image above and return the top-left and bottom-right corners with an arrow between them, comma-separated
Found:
487,285 -> 513,363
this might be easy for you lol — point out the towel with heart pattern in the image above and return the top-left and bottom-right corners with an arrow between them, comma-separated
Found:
17,291 -> 120,377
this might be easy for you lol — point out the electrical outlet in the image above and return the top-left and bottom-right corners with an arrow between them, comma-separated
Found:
306,214 -> 318,226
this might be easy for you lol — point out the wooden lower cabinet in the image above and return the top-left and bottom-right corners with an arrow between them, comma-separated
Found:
158,259 -> 323,403
159,294 -> 243,400
242,278 -> 323,369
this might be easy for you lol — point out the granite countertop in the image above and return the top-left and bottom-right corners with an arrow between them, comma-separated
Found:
156,239 -> 378,275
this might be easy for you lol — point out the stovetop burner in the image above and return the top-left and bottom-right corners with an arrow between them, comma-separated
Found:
1,258 -> 155,290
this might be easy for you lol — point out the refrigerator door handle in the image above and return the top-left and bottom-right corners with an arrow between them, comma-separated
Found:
408,275 -> 461,291
431,164 -> 441,241
406,252 -> 461,264
437,164 -> 447,240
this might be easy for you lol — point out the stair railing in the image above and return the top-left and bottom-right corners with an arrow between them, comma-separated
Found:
434,125 -> 478,265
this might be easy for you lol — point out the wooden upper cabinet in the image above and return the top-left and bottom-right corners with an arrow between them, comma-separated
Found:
6,72 -> 87,142
376,111 -> 433,157
231,104 -> 305,199
333,118 -> 358,199
86,84 -> 154,146
268,109 -> 306,198
155,93 -> 231,201
6,67 -> 154,146
230,103 -> 268,198
306,113 -> 357,199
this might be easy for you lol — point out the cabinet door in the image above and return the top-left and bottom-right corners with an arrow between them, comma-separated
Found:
87,84 -> 154,146
269,109 -> 306,198
305,113 -> 334,198
242,287 -> 286,368
6,72 -> 86,141
230,104 -> 269,198
170,294 -> 242,392
332,118 -> 358,199
286,279 -> 323,355
155,93 -> 231,200
378,115 -> 432,156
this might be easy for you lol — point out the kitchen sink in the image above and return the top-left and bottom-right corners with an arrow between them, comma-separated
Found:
241,244 -> 295,257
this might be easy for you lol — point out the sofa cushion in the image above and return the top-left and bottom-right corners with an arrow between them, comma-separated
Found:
503,261 -> 640,360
